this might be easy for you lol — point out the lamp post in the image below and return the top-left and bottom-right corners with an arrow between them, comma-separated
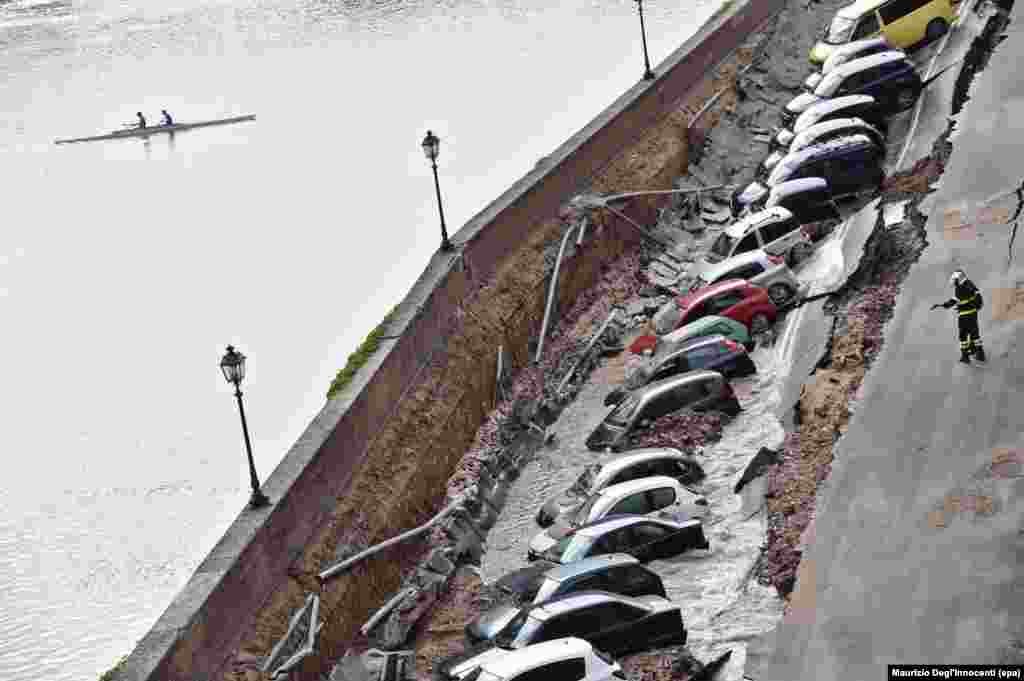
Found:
635,0 -> 655,81
220,345 -> 271,509
421,130 -> 454,252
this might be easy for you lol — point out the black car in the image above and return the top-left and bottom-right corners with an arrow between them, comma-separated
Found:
441,591 -> 686,672
530,513 -> 710,564
604,335 -> 755,407
781,51 -> 921,127
732,134 -> 884,216
770,94 -> 887,153
466,555 -> 668,645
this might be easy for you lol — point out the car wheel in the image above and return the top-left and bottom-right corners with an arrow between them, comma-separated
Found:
926,18 -> 949,43
750,312 -> 771,334
767,282 -> 794,305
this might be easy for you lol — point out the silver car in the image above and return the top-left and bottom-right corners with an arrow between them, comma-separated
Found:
684,249 -> 801,306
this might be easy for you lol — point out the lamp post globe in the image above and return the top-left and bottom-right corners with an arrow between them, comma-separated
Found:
635,0 -> 655,81
220,345 -> 270,509
422,130 -> 453,252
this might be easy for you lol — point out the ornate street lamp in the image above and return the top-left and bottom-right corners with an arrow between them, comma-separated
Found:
635,0 -> 655,81
421,130 -> 454,252
220,345 -> 271,509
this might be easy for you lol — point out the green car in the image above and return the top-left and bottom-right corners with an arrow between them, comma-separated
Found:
661,315 -> 752,352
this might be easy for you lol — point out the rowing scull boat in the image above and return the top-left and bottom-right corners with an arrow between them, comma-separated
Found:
54,114 -> 256,145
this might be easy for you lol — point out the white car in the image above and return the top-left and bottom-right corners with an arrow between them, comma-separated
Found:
528,476 -> 707,557
445,637 -> 625,681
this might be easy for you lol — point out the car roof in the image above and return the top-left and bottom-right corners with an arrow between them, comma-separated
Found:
837,0 -> 887,20
546,553 -> 640,583
481,638 -> 594,675
596,475 -> 681,500
774,134 -> 874,179
833,50 -> 909,78
697,250 -> 772,280
722,206 -> 794,239
767,177 -> 830,202
671,333 -> 729,353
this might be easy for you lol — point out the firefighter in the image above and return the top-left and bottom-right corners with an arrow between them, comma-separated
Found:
933,269 -> 985,363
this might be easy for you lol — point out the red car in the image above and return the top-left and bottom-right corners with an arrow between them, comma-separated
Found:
672,279 -> 778,334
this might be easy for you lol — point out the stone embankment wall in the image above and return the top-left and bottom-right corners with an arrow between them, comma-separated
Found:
109,2 -> 785,680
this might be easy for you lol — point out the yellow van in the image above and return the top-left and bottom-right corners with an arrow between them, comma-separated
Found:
809,0 -> 955,65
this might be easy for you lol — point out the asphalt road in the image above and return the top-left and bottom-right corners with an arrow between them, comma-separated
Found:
754,10 -> 1024,680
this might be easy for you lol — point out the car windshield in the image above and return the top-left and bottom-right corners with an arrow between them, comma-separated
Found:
710,232 -> 737,258
570,464 -> 600,495
606,394 -> 640,426
825,15 -> 856,44
533,578 -> 560,603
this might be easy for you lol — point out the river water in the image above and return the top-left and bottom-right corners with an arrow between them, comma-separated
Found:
0,1 -> 724,679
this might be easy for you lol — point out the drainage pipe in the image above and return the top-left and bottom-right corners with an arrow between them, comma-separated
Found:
535,219 -> 584,363
317,491 -> 471,584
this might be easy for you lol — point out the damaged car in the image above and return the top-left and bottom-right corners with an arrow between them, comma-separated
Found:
781,51 -> 921,127
757,117 -> 886,179
531,514 -> 711,564
528,476 -> 708,558
585,370 -> 741,452
536,448 -> 704,527
603,335 -> 756,407
438,637 -> 626,681
441,591 -> 686,679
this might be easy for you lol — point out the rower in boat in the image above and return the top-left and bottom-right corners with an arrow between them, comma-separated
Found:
160,110 -> 173,126
136,112 -> 147,129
